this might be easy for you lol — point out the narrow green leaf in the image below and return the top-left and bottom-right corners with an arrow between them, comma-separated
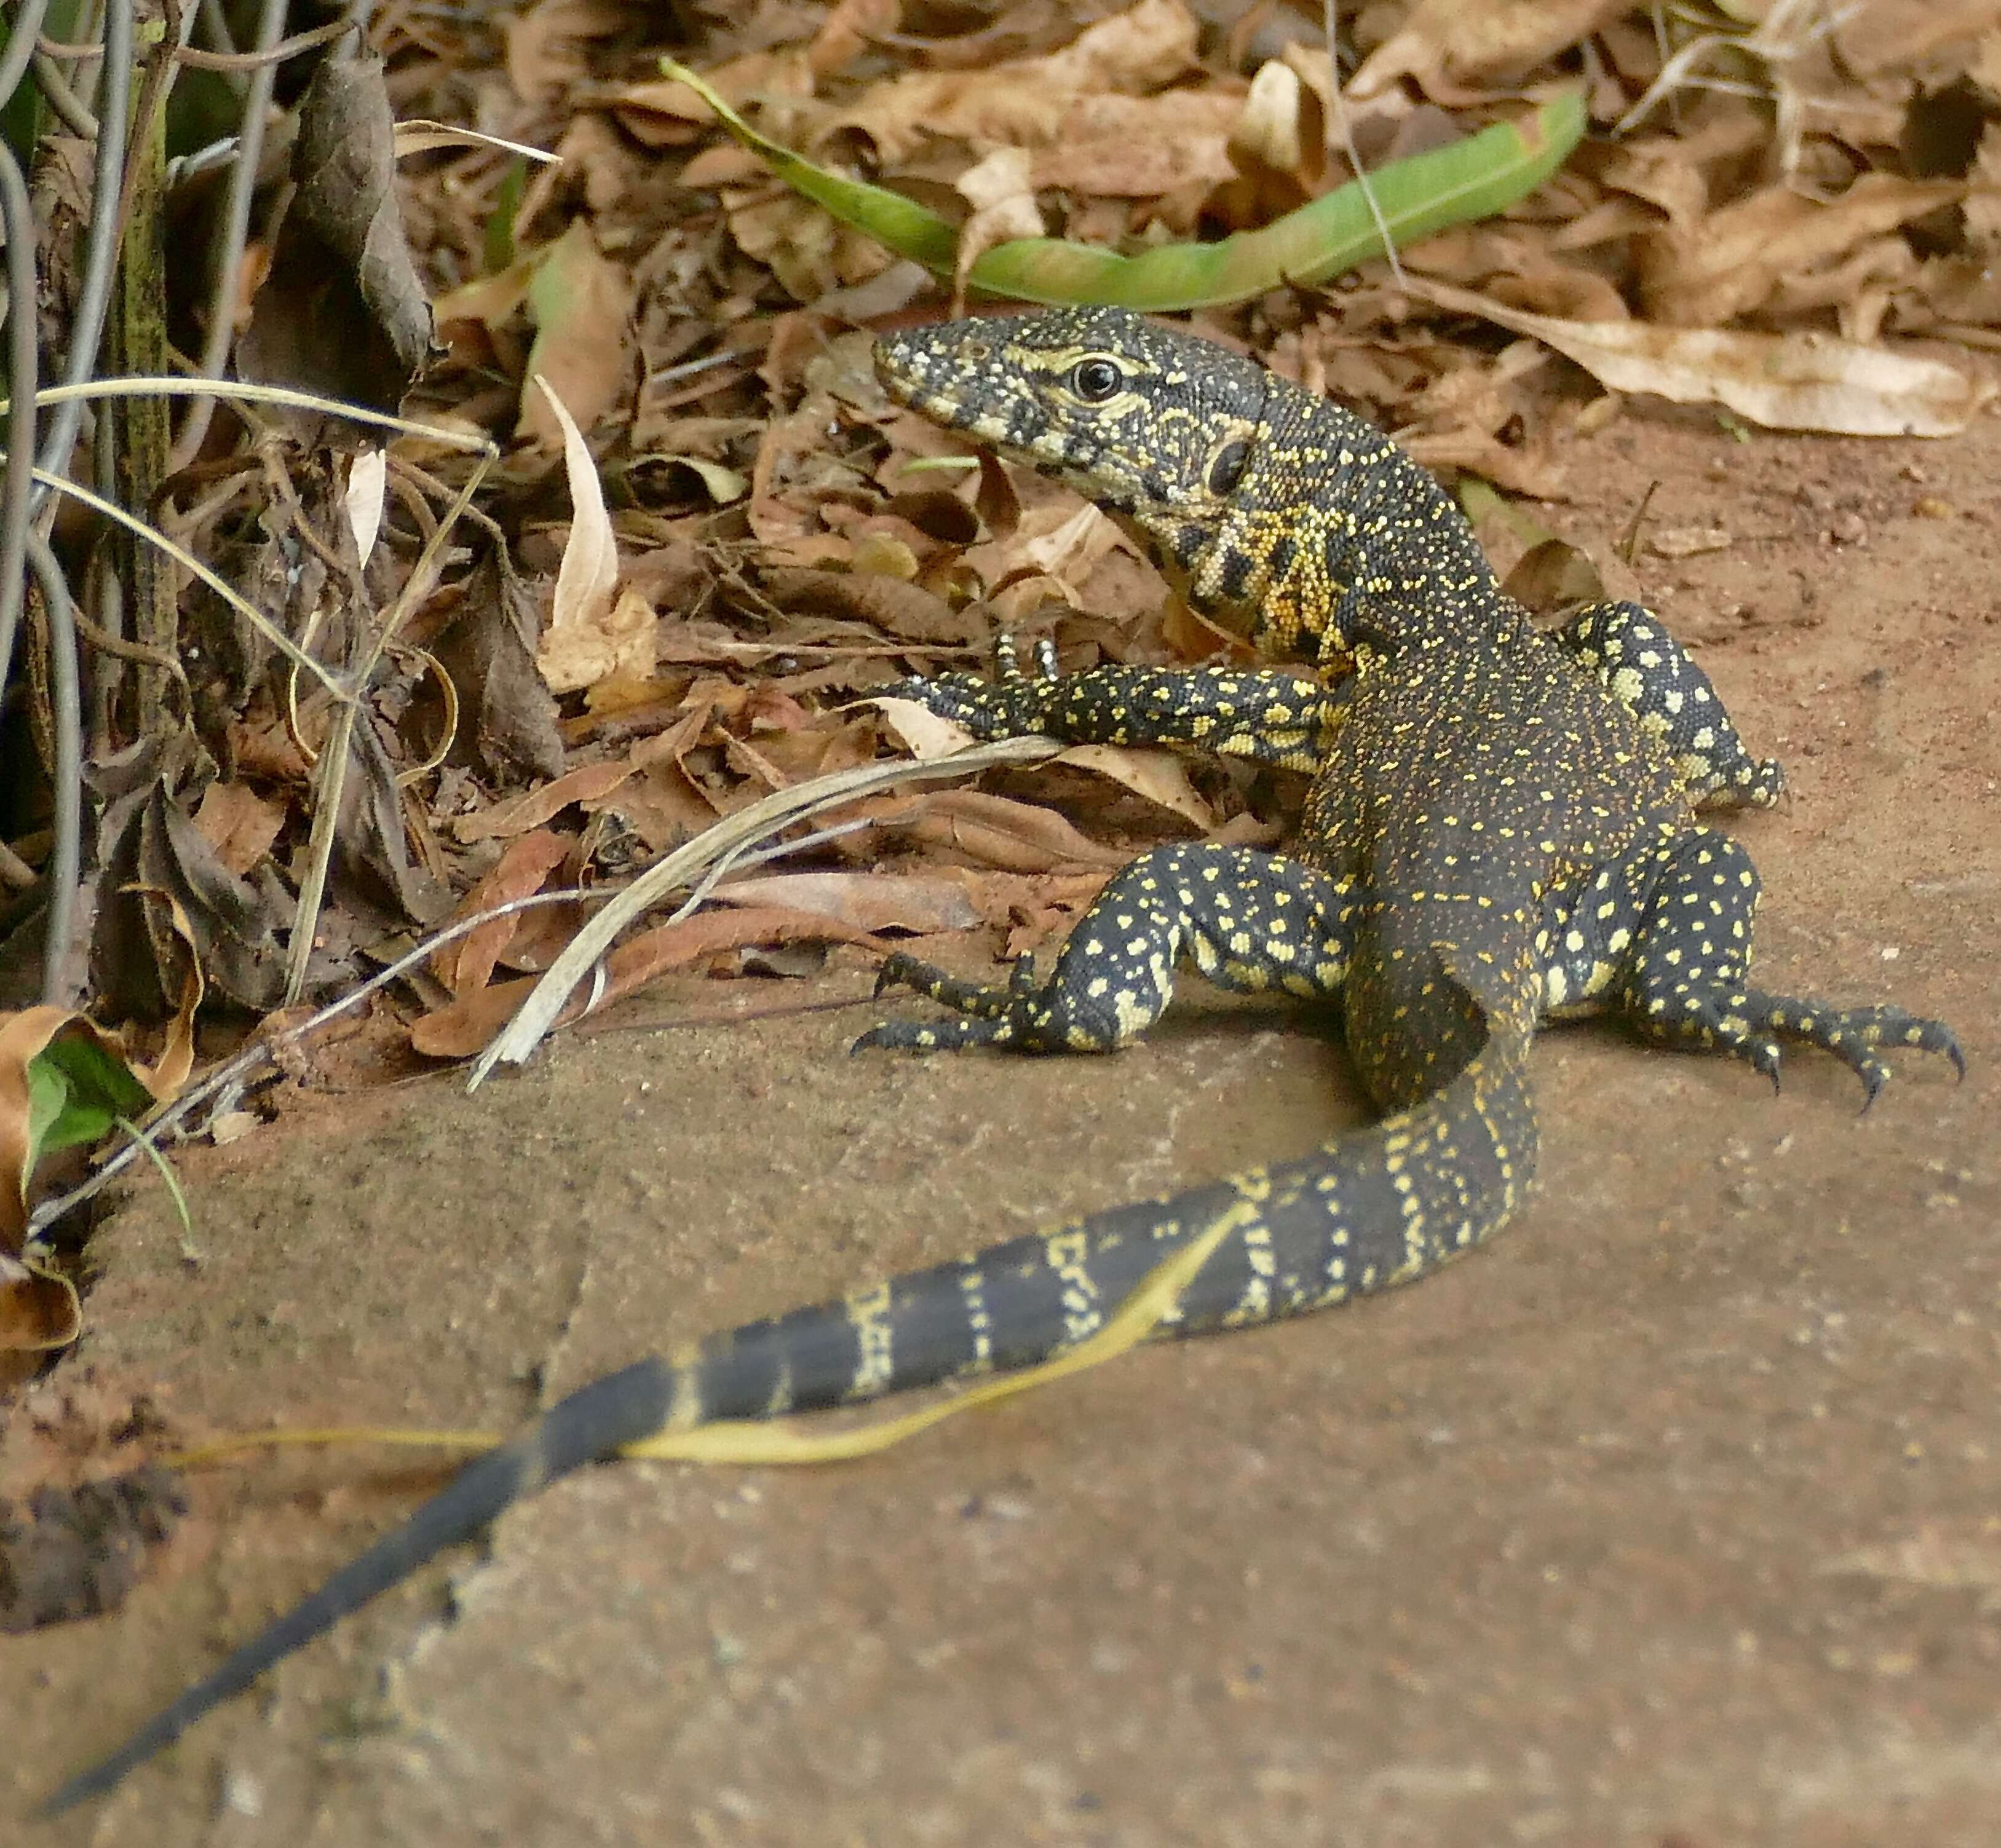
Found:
662,59 -> 1585,313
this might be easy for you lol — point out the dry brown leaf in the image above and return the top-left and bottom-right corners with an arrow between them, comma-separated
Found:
92,783 -> 289,1016
1405,277 -> 1996,436
828,0 -> 1200,160
1401,430 -> 1568,500
726,189 -> 842,302
1053,744 -> 1214,831
1028,92 -> 1241,195
192,782 -> 287,879
1834,0 -> 2001,78
520,223 -> 634,445
713,871 -> 982,934
237,53 -> 437,419
432,828 -> 573,992
1500,537 -> 1617,614
1350,0 -> 1629,101
411,906 -> 891,1058
432,545 -> 568,784
1638,176 -> 1963,328
962,500 -> 1128,602
806,0 -> 900,78
454,759 -> 636,843
1595,116 -> 1769,235
892,789 -> 1132,873
871,696 -> 982,763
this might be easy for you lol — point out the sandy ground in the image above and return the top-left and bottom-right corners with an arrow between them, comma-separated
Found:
4,403 -> 1999,1848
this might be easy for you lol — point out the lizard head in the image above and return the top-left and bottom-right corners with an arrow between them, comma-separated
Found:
874,307 -> 1274,551
875,306 -> 1504,669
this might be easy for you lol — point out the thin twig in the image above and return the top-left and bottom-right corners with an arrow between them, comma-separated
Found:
24,531 -> 83,1003
0,140 -> 40,693
1324,0 -> 1403,287
0,0 -> 56,103
171,15 -> 355,71
30,0 -> 134,524
169,0 -> 293,470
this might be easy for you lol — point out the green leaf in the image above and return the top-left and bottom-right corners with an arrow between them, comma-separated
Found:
662,59 -> 1586,313
25,1031 -> 154,1177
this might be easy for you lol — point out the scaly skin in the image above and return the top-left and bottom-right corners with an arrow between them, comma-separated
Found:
47,307 -> 1962,1814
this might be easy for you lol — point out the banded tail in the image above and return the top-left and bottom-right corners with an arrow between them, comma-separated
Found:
668,1017 -> 1537,1424
46,977 -> 1537,1813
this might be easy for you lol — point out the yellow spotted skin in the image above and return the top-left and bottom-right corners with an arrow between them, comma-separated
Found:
57,313 -> 1965,1810
723,302 -> 1957,1414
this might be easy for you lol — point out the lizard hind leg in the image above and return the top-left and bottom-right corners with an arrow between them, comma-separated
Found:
1556,601 -> 1785,811
855,842 -> 1355,1057
1601,829 -> 1960,1104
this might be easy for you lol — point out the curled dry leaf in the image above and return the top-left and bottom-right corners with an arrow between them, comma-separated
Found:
432,827 -> 574,993
237,52 -> 438,418
711,871 -> 982,935
887,789 -> 1132,874
1406,277 -> 1996,435
1053,745 -> 1214,831
761,567 -> 984,646
454,758 -> 637,843
92,783 -> 289,1017
534,376 -> 657,695
430,544 -> 567,783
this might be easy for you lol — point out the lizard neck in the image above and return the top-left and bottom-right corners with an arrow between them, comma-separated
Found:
1171,387 -> 1520,669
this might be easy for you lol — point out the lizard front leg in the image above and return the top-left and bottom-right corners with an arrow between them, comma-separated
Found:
882,634 -> 1341,772
856,842 -> 1355,1054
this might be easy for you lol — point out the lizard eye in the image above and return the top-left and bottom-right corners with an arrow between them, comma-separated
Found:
1068,357 -> 1123,403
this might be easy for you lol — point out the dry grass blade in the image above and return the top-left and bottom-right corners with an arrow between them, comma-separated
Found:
467,736 -> 1065,1087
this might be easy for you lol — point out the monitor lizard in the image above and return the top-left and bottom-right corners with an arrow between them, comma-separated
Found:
46,306 -> 1961,1810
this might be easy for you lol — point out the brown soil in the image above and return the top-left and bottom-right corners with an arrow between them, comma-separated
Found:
4,405 -> 1999,1847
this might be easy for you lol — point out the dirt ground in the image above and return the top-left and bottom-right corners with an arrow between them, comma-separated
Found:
5,399 -> 2000,1847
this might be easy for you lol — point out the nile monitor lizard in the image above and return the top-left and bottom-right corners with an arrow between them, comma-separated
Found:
47,307 -> 1962,1810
